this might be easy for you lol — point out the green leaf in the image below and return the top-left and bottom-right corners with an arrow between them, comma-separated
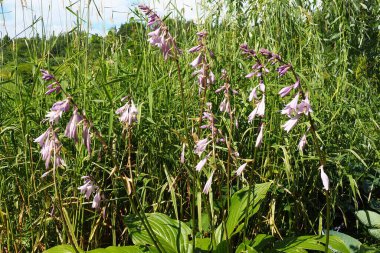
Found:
43,245 -> 83,253
125,213 -> 192,253
368,228 -> 380,240
88,246 -> 149,253
251,234 -> 275,251
195,238 -> 212,251
328,231 -> 361,253
355,210 -> 380,228
222,182 -> 272,240
272,235 -> 325,252
235,242 -> 259,253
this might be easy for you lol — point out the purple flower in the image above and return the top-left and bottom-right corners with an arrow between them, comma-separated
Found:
194,138 -> 210,157
255,124 -> 264,148
180,143 -> 186,164
202,171 -> 214,194
40,69 -> 54,81
320,165 -> 329,191
281,92 -> 299,117
45,110 -> 63,124
190,53 -> 203,68
298,134 -> 307,151
282,114 -> 301,132
34,128 -> 52,147
240,43 -> 256,56
196,156 -> 208,172
219,98 -> 230,113
65,108 -> 83,142
78,176 -> 97,200
249,86 -> 258,101
83,121 -> 91,154
248,95 -> 265,123
116,99 -> 139,126
236,163 -> 247,176
92,191 -> 101,209
297,93 -> 313,115
293,79 -> 300,89
189,45 -> 203,53
278,85 -> 293,98
277,64 -> 292,76
38,131 -> 64,168
51,99 -> 70,112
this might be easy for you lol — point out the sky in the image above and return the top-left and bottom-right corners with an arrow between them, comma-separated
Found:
0,0 -> 203,38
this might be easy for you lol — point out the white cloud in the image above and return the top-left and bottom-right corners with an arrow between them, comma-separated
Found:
0,0 -> 202,38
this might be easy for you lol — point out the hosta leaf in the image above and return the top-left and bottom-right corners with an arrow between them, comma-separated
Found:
328,231 -> 361,253
368,228 -> 380,240
88,246 -> 149,253
125,212 -> 191,253
44,245 -> 83,253
355,210 -> 380,228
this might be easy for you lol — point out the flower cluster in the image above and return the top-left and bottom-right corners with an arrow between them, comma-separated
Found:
138,5 -> 180,60
35,71 -> 92,175
240,44 -> 266,148
115,97 -> 139,127
40,69 -> 61,95
78,176 -> 102,209
189,31 -> 215,94
216,69 -> 238,115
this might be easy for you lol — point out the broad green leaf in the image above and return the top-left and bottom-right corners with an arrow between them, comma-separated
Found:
88,245 -> 148,253
328,231 -> 361,253
355,210 -> 380,228
195,238 -> 212,251
125,212 -> 192,253
251,234 -> 275,251
235,242 -> 259,253
226,182 -> 272,238
368,228 -> 380,240
44,245 -> 83,253
272,235 -> 325,252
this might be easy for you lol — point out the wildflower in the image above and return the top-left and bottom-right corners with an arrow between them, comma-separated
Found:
92,191 -> 101,209
281,92 -> 299,117
38,131 -> 65,169
297,93 -> 313,116
219,97 -> 230,113
51,99 -> 70,112
82,121 -> 91,153
277,64 -> 292,76
40,69 -> 54,81
65,108 -> 83,142
236,163 -> 247,176
249,86 -> 259,101
319,165 -> 329,191
45,82 -> 61,95
190,54 -> 203,68
34,128 -> 52,147
298,134 -> 307,151
240,43 -> 256,56
282,114 -> 301,133
78,176 -> 97,200
194,138 -> 210,156
278,85 -> 293,98
189,45 -> 203,53
202,171 -> 214,194
255,124 -> 265,148
116,99 -> 139,126
248,95 -> 265,123
180,143 -> 186,164
196,156 -> 208,172
45,110 -> 63,124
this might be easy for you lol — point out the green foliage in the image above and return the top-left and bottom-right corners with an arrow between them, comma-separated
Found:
44,245 -> 150,253
356,210 -> 380,240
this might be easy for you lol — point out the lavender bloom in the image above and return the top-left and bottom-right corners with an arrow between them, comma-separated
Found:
180,143 -> 186,164
92,191 -> 101,209
248,95 -> 265,123
202,171 -> 214,194
116,99 -> 139,126
78,176 -> 97,200
281,92 -> 299,117
297,93 -> 313,116
38,131 -> 65,169
189,45 -> 203,53
51,99 -> 70,112
196,156 -> 208,172
65,108 -> 83,142
298,134 -> 307,151
277,64 -> 292,76
45,110 -> 63,124
194,138 -> 210,157
82,121 -> 91,154
320,165 -> 329,191
249,86 -> 259,101
219,98 -> 231,113
282,114 -> 301,133
278,85 -> 293,98
190,54 -> 203,68
40,69 -> 54,81
236,163 -> 247,176
293,79 -> 300,89
255,124 -> 265,148
240,43 -> 256,57
34,128 -> 52,147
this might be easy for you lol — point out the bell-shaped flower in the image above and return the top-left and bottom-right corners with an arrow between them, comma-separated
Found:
180,143 -> 186,164
92,191 -> 101,209
255,124 -> 264,147
45,110 -> 63,124
65,108 -> 83,142
202,171 -> 214,194
319,165 -> 329,191
190,53 -> 203,68
297,93 -> 313,116
194,138 -> 210,157
116,100 -> 139,126
298,134 -> 307,151
277,64 -> 292,76
282,114 -> 301,133
281,92 -> 299,117
278,85 -> 293,98
40,69 -> 54,81
78,176 -> 98,200
196,156 -> 208,172
236,163 -> 247,176
51,99 -> 70,112
83,121 -> 91,154
249,86 -> 258,101
34,128 -> 52,147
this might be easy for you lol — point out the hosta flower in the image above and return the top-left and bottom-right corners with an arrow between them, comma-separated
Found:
37,130 -> 65,169
249,86 -> 259,101
297,93 -> 313,116
202,171 -> 214,194
92,191 -> 101,209
78,176 -> 97,200
319,165 -> 329,191
180,143 -> 186,164
255,124 -> 264,147
277,64 -> 292,76
65,108 -> 83,142
281,92 -> 299,117
248,95 -> 265,123
34,128 -> 52,147
278,85 -> 293,98
40,69 -> 54,81
190,53 -> 203,68
236,163 -> 247,176
196,156 -> 208,172
45,110 -> 63,124
298,134 -> 307,151
194,138 -> 210,157
51,99 -> 70,112
116,99 -> 139,126
282,114 -> 301,132
82,121 -> 91,153
219,97 -> 230,113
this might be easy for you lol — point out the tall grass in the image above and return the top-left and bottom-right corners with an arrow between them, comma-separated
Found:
0,0 -> 379,251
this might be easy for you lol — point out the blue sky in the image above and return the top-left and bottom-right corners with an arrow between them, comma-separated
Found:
0,0 -> 201,38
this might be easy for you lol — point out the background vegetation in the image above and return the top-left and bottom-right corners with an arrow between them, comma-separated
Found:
0,0 -> 379,252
